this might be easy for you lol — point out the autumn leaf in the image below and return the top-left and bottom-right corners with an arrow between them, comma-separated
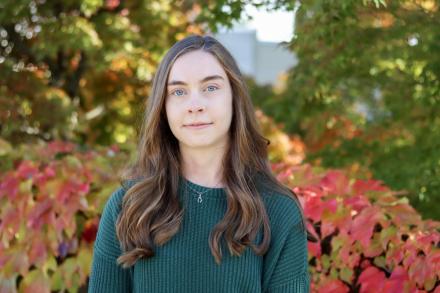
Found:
318,278 -> 349,293
358,266 -> 386,293
350,206 -> 383,249
319,170 -> 351,196
18,270 -> 51,293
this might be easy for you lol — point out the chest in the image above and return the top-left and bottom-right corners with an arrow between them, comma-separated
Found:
131,198 -> 264,292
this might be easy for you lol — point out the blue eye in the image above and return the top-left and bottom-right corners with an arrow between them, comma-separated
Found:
206,85 -> 219,92
172,89 -> 185,96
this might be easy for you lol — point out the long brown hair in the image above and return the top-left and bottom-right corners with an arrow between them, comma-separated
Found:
115,34 -> 308,268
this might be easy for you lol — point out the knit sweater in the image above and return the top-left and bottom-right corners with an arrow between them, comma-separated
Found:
88,176 -> 310,293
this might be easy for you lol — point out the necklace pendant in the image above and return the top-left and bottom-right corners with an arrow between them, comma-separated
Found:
197,193 -> 203,203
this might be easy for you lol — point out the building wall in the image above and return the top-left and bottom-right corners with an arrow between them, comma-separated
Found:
213,30 -> 257,76
213,30 -> 297,86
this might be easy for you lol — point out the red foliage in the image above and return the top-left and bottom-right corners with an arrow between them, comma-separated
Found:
0,140 -> 127,291
1,140 -> 439,292
274,163 -> 440,292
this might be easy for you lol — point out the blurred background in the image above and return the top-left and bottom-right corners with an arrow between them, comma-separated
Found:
0,0 -> 439,292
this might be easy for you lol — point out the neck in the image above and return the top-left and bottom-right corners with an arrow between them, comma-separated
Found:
179,144 -> 226,188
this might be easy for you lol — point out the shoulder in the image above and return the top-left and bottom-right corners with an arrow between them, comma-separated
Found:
104,179 -> 139,212
258,184 -> 305,238
101,178 -> 139,218
93,182 -> 133,257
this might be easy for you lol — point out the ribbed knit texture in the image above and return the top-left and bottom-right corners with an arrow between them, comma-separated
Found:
88,176 -> 310,292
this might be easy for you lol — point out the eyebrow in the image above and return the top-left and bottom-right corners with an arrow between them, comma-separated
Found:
167,75 -> 225,86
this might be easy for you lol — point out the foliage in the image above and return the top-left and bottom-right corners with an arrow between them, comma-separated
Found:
0,0 -> 302,146
251,0 -> 440,220
0,139 -> 131,292
256,109 -> 306,165
1,111 -> 439,291
0,0 -> 251,145
274,162 -> 440,292
1,0 -> 439,291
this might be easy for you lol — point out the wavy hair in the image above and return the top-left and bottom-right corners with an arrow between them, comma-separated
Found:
115,34 -> 309,268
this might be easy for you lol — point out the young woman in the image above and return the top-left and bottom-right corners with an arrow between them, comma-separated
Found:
88,35 -> 310,292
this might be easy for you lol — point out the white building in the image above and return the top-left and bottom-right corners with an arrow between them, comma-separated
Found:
213,28 -> 298,86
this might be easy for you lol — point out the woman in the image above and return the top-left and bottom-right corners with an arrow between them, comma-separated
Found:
88,35 -> 310,292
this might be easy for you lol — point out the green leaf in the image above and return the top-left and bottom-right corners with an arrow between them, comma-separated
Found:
18,270 -> 50,293
80,0 -> 104,17
42,256 -> 57,275
373,256 -> 387,270
50,269 -> 63,291
340,267 -> 353,283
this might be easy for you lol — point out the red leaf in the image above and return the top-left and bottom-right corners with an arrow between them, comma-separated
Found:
350,206 -> 383,249
360,259 -> 371,269
106,0 -> 120,10
28,237 -> 48,266
358,266 -> 386,293
303,188 -> 324,221
415,232 -> 440,255
82,218 -> 99,243
16,160 -> 39,180
1,208 -> 21,240
408,255 -> 435,288
321,220 -> 336,239
318,279 -> 349,293
0,173 -> 19,200
383,266 -> 409,293
33,164 -> 56,187
27,198 -> 53,229
427,250 -> 440,279
47,140 -> 75,154
386,245 -> 405,268
352,179 -> 389,195
308,241 -> 321,258
344,194 -> 370,212
320,170 -> 350,195
324,198 -> 338,213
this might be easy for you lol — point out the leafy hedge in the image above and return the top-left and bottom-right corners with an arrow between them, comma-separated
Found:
273,163 -> 440,292
0,139 -> 439,292
0,139 -> 130,292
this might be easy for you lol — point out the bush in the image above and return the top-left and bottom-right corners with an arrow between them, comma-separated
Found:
273,162 -> 440,292
0,139 -> 130,292
0,138 -> 438,292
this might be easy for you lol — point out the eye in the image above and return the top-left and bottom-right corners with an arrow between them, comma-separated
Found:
205,85 -> 219,92
170,89 -> 185,96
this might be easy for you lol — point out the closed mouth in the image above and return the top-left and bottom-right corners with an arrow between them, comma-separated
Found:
185,123 -> 213,127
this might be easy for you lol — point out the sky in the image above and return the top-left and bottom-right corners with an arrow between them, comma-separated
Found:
218,3 -> 299,43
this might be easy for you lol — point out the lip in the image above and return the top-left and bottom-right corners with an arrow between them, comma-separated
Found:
184,122 -> 213,129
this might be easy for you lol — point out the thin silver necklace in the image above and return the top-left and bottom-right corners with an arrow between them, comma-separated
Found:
185,179 -> 222,203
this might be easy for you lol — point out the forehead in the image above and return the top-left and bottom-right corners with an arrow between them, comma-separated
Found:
168,50 -> 228,83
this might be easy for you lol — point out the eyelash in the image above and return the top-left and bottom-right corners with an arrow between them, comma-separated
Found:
170,85 -> 219,96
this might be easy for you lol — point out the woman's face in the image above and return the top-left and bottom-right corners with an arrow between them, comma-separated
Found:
165,50 -> 233,151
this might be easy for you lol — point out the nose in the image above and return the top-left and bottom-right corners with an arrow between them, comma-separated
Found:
187,92 -> 206,113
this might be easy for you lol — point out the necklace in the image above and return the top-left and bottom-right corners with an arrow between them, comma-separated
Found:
185,179 -> 222,203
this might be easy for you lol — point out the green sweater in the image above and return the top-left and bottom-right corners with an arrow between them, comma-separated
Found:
88,176 -> 310,292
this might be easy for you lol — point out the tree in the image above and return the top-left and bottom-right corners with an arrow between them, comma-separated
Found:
0,0 -> 272,145
255,0 -> 439,219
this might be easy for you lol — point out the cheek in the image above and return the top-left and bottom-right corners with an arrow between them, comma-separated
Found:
165,102 -> 179,130
216,95 -> 233,128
